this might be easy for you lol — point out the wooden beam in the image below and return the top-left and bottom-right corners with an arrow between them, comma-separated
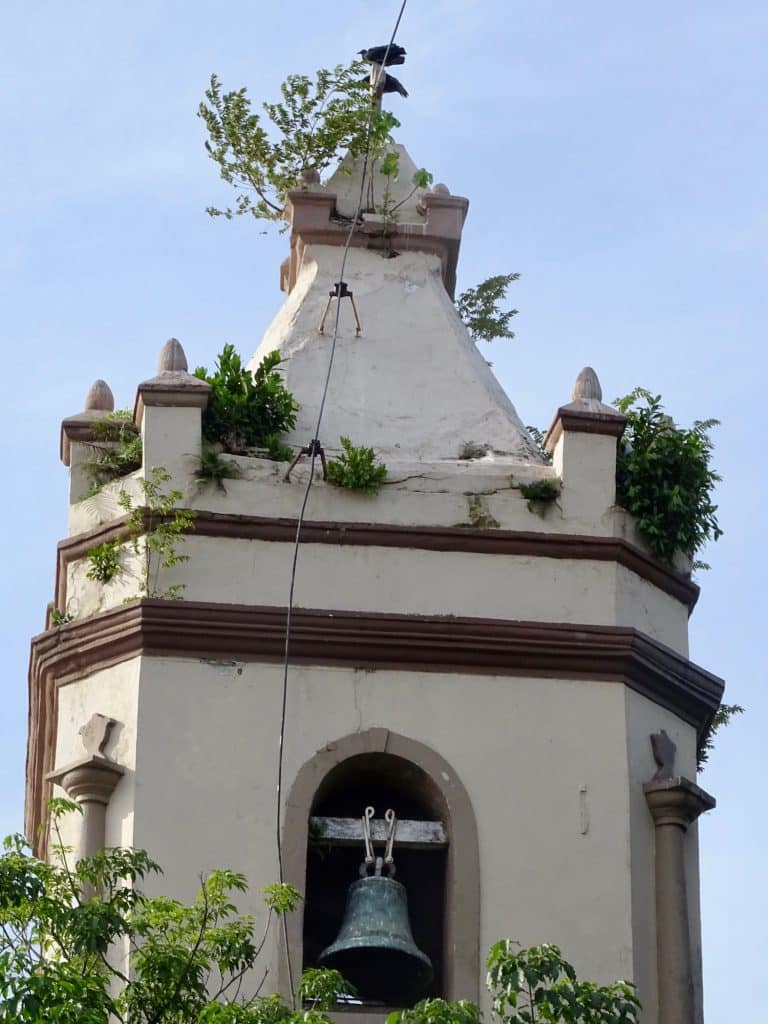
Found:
309,816 -> 447,850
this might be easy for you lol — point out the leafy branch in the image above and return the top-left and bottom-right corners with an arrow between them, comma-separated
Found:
698,702 -> 744,770
457,274 -> 519,343
118,467 -> 196,600
199,63 -> 399,223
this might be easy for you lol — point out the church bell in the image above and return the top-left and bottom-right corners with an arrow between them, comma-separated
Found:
319,808 -> 433,1004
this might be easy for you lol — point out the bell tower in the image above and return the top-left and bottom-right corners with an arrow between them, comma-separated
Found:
27,135 -> 722,1023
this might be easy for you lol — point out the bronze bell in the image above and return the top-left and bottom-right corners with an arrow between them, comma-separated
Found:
319,808 -> 433,1004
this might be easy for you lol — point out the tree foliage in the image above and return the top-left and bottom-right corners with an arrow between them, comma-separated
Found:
0,800 -> 349,1024
456,274 -> 519,343
614,389 -> 722,564
390,941 -> 640,1024
194,345 -> 298,458
199,64 -> 400,222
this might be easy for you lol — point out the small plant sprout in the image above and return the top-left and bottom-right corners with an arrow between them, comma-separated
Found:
85,539 -> 124,584
517,478 -> 561,516
326,437 -> 388,494
81,410 -> 143,495
195,442 -> 242,492
458,441 -> 489,461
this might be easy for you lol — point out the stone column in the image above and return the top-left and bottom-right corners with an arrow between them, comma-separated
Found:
644,776 -> 715,1024
47,755 -> 124,863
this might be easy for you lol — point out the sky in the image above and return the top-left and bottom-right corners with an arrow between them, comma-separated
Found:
1,0 -> 765,1018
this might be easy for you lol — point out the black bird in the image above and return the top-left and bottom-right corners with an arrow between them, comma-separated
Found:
358,44 -> 407,66
359,70 -> 409,98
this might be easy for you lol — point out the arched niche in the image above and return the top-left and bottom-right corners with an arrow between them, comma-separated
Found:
281,728 -> 480,1007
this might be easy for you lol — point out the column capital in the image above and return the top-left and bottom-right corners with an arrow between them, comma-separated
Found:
644,776 -> 715,829
46,755 -> 124,806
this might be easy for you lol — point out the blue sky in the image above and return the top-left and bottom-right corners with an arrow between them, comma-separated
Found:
2,1 -> 765,1017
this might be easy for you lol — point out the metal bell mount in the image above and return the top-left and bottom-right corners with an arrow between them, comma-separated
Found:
319,806 -> 433,1003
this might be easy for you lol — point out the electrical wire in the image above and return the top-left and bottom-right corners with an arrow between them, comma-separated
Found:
274,2 -> 409,1003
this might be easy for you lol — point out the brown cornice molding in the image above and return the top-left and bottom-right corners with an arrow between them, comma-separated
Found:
544,405 -> 627,450
27,599 -> 723,851
55,513 -> 699,615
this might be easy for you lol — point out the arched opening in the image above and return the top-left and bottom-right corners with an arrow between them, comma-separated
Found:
304,752 -> 448,1004
282,728 -> 480,1009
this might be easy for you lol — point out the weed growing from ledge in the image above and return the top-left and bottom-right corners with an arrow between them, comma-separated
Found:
326,437 -> 387,494
49,607 -> 74,626
194,345 -> 297,456
85,539 -> 124,584
82,411 -> 142,492
195,442 -> 242,492
458,441 -> 489,460
614,389 -> 722,564
518,478 -> 561,516
118,467 -> 196,600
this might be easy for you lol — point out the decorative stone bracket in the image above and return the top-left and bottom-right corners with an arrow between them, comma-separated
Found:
45,713 -> 124,862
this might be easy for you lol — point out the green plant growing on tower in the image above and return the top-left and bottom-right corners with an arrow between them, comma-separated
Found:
517,478 -> 561,516
326,437 -> 388,494
195,442 -> 242,492
194,345 -> 298,458
697,702 -> 744,770
85,539 -> 124,584
80,411 -> 143,496
456,274 -> 519,343
199,62 -> 401,223
614,389 -> 722,565
118,467 -> 196,600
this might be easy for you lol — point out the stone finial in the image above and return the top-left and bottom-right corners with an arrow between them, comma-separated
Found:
432,183 -> 450,195
84,379 -> 115,412
572,367 -> 602,402
79,713 -> 117,759
650,730 -> 677,782
157,338 -> 189,374
543,366 -> 626,451
298,168 -> 321,186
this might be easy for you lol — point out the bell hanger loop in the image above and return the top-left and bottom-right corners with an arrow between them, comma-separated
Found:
359,806 -> 398,877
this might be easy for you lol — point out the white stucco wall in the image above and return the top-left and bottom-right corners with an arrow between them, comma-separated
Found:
65,534 -> 689,655
130,655 -> 647,1012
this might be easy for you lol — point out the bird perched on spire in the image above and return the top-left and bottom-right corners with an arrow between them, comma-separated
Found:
358,44 -> 406,66
357,43 -> 409,99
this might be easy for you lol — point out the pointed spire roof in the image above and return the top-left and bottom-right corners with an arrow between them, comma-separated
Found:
251,143 -> 540,464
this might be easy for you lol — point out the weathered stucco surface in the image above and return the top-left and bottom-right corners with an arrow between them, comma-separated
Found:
250,245 -> 539,462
